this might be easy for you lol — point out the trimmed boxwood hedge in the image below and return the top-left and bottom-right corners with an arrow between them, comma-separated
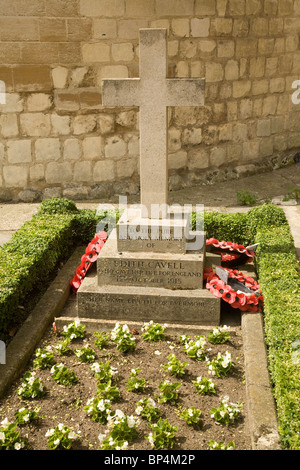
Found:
0,199 -> 299,449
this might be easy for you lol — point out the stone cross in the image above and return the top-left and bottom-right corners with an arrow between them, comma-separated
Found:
102,29 -> 205,218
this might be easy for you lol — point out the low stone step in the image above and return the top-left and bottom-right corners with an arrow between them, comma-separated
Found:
77,272 -> 220,326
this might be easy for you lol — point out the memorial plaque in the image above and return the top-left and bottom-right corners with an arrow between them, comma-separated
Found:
78,275 -> 220,326
97,231 -> 204,290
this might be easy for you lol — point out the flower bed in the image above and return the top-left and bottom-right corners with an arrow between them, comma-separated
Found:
0,321 -> 250,450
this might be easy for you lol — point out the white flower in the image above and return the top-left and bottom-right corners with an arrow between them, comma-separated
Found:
58,423 -> 64,431
23,414 -> 30,422
14,442 -> 22,450
54,438 -> 60,446
147,432 -> 155,448
0,432 -> 5,442
45,428 -> 54,437
68,431 -> 79,440
127,415 -> 136,428
1,418 -> 11,428
154,350 -> 161,355
98,433 -> 107,443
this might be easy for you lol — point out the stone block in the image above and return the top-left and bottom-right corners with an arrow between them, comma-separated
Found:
249,57 -> 265,78
39,18 -> 67,41
105,135 -> 127,159
94,160 -> 115,182
210,147 -> 226,167
97,233 -> 204,290
73,115 -> 97,135
20,113 -> 51,137
182,127 -> 202,145
264,0 -> 279,15
30,164 -> 44,182
45,161 -> 72,184
118,19 -> 148,39
168,150 -> 187,170
54,90 -> 80,112
232,80 -> 251,98
67,18 -> 93,41
111,43 -> 134,62
125,0 -> 155,16
252,79 -> 269,96
218,40 -> 235,58
77,275 -> 220,326
63,139 -> 82,161
171,19 -> 190,37
70,67 -> 88,87
242,140 -> 259,160
97,65 -> 129,85
21,43 -> 59,65
116,209 -> 203,254
116,158 -> 136,178
116,110 -> 136,128
80,0 -> 125,17
278,0 -> 293,15
7,140 -> 32,164
0,67 -> 13,92
79,88 -> 102,111
98,114 -> 115,134
13,66 -> 52,92
73,161 -> 92,183
82,136 -> 103,160
156,0 -> 194,16
195,0 -> 216,15
82,43 -> 110,63
35,138 -> 61,162
188,148 -> 210,170
59,43 -> 81,64
26,93 -> 52,112
0,114 -> 18,138
210,18 -> 233,36
45,0 -> 79,16
3,165 -> 28,187
236,39 -> 257,58
225,60 -> 239,80
94,19 -> 117,39
51,113 -> 71,136
0,17 -> 39,41
205,62 -> 224,82
191,18 -> 210,38
52,66 -> 69,89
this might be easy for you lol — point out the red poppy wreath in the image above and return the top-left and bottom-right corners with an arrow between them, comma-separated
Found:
204,266 -> 264,313
70,231 -> 107,293
206,238 -> 258,268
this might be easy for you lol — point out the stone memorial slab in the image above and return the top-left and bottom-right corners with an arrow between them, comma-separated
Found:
97,230 -> 204,290
78,275 -> 220,326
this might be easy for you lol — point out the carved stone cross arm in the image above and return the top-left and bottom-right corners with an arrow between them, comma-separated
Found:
101,29 -> 205,218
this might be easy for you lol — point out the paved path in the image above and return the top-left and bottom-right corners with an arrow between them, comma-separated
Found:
0,164 -> 299,250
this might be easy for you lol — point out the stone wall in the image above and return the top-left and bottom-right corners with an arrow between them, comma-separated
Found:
0,0 -> 300,202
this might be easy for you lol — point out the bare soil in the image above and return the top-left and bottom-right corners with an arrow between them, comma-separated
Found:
0,321 -> 252,451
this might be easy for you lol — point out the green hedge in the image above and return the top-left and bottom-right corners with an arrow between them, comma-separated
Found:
203,203 -> 300,449
255,225 -> 300,450
0,198 -> 121,341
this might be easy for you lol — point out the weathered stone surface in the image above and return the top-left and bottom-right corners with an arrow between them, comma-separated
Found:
78,273 -> 220,326
97,233 -> 204,290
102,28 -> 205,217
116,209 -> 205,254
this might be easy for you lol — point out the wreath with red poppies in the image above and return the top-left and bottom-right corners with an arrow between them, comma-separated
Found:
206,238 -> 256,268
70,231 -> 107,293
204,266 -> 264,313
